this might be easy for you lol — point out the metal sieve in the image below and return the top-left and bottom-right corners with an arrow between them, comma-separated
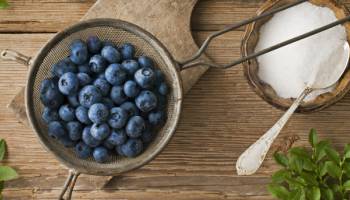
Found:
2,1 -> 350,199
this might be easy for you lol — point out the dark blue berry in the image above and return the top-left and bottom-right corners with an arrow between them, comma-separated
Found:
48,121 -> 66,139
101,98 -> 114,109
138,56 -> 153,68
120,102 -> 139,117
42,107 -> 59,123
59,135 -> 77,148
101,46 -> 121,63
158,82 -> 169,96
68,94 -> 80,107
125,116 -> 145,138
51,58 -> 77,77
78,63 -> 91,74
93,146 -> 109,163
58,72 -> 79,95
91,123 -> 110,141
40,78 -> 64,109
70,39 -> 88,65
134,68 -> 155,89
66,121 -> 82,141
93,78 -> 111,96
108,107 -> 128,129
82,126 -> 101,147
88,103 -> 109,124
121,139 -> 143,158
154,69 -> 164,83
77,73 -> 92,86
110,86 -> 127,105
148,110 -> 166,126
119,43 -> 135,60
87,36 -> 102,54
89,55 -> 107,73
105,64 -> 127,86
135,90 -> 157,112
106,129 -> 127,146
75,142 -> 92,159
78,85 -> 102,108
123,80 -> 140,98
121,60 -> 140,76
75,106 -> 92,125
141,128 -> 154,144
59,104 -> 76,122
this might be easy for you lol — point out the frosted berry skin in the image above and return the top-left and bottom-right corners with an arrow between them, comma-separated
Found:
93,146 -> 109,163
90,123 -> 110,141
42,107 -> 59,124
134,68 -> 156,89
52,58 -> 77,78
138,56 -> 154,68
89,55 -> 107,73
70,39 -> 89,65
120,101 -> 140,118
105,64 -> 127,86
93,77 -> 111,96
88,103 -> 109,124
87,36 -> 102,54
77,73 -> 92,86
75,142 -> 92,159
78,85 -> 102,108
135,90 -> 158,113
119,43 -> 135,60
108,107 -> 128,129
82,126 -> 101,147
66,121 -> 83,141
106,129 -> 127,146
122,60 -> 140,76
75,106 -> 92,125
40,78 -> 64,109
68,94 -> 80,108
125,116 -> 146,138
121,139 -> 144,158
123,80 -> 140,98
101,46 -> 121,63
59,104 -> 76,122
59,72 -> 79,95
110,86 -> 127,105
48,121 -> 66,139
148,110 -> 166,126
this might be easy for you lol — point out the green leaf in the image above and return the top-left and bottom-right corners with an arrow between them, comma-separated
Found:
289,188 -> 305,200
289,147 -> 310,159
325,147 -> 341,165
343,180 -> 350,190
325,161 -> 342,178
344,144 -> 350,159
309,129 -> 318,147
274,152 -> 289,167
285,176 -> 305,188
0,0 -> 8,9
271,169 -> 290,183
321,188 -> 334,200
319,162 -> 328,177
300,172 -> 318,186
0,139 -> 6,161
267,184 -> 290,199
306,187 -> 321,200
0,166 -> 17,181
315,140 -> 330,162
289,155 -> 303,173
344,161 -> 350,176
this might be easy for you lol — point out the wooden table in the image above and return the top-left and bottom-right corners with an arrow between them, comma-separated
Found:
1,0 -> 350,199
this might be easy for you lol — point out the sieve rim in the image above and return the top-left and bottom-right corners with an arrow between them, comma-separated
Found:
25,18 -> 183,175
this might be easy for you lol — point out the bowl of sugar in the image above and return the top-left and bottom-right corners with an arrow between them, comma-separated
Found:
241,0 -> 350,112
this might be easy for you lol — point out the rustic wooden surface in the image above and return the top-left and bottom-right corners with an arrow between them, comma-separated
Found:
2,0 -> 350,199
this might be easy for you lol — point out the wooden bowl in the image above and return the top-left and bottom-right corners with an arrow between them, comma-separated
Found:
241,0 -> 350,113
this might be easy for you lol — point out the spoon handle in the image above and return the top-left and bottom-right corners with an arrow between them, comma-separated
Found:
236,87 -> 312,175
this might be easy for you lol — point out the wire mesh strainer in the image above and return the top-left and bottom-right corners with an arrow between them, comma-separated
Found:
2,0 -> 350,199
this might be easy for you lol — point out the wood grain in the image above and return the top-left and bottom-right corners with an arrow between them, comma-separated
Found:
1,0 -> 350,200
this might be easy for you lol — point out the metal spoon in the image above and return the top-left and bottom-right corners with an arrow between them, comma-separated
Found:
236,41 -> 350,176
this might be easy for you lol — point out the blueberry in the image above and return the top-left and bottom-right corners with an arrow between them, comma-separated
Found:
93,78 -> 111,96
134,68 -> 156,89
116,145 -> 124,156
91,123 -> 110,141
82,126 -> 101,147
48,121 -> 66,139
148,110 -> 166,126
135,90 -> 157,112
138,56 -> 153,68
42,107 -> 59,124
75,106 -> 92,125
93,146 -> 109,163
75,141 -> 92,159
78,85 -> 102,108
40,78 -> 64,109
158,82 -> 169,96
77,73 -> 92,86
70,39 -> 88,65
121,60 -> 140,76
125,116 -> 145,138
110,86 -> 127,105
78,63 -> 91,74
66,121 -> 82,141
87,36 -> 102,54
157,95 -> 167,110
108,107 -> 128,129
103,40 -> 117,48
123,80 -> 140,98
68,94 -> 80,107
59,104 -> 76,122
59,135 -> 77,148
101,46 -> 121,63
141,127 -> 154,144
58,72 -> 79,95
105,64 -> 127,86
101,98 -> 114,109
106,129 -> 127,146
89,55 -> 107,73
154,69 -> 165,83
121,139 -> 143,158
88,103 -> 109,124
120,102 -> 139,117
51,58 -> 77,77
119,43 -> 135,60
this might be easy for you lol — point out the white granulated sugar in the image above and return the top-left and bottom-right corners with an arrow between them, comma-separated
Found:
255,2 -> 347,100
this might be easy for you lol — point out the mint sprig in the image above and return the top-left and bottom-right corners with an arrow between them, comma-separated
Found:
0,139 -> 17,199
269,129 -> 350,200
0,0 -> 8,9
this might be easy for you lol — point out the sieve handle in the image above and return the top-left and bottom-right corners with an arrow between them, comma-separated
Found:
58,170 -> 80,200
0,49 -> 32,67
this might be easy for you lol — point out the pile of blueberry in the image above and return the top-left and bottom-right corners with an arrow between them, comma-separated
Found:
40,36 -> 169,163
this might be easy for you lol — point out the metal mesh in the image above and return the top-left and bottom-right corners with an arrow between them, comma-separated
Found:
26,19 -> 182,175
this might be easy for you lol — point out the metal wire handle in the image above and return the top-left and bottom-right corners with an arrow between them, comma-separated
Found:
0,49 -> 32,67
58,170 -> 80,200
179,0 -> 350,70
